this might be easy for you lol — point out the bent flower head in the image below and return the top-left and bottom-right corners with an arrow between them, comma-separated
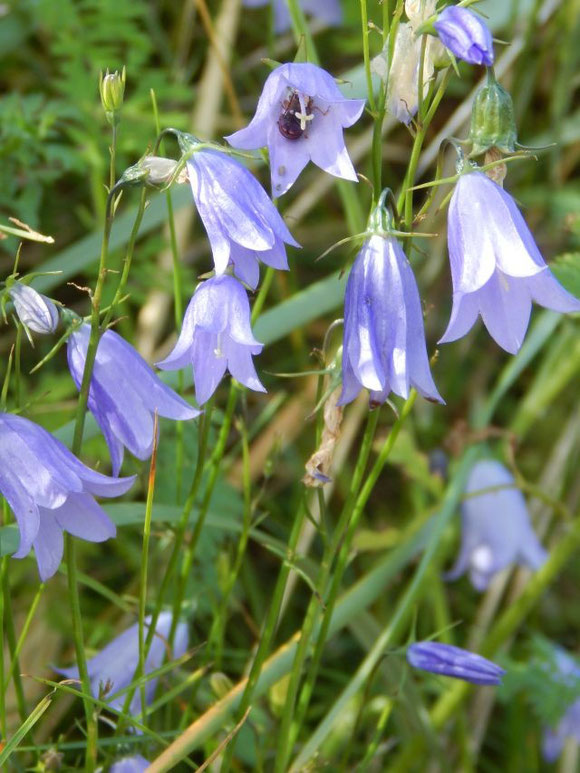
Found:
340,234 -> 443,407
407,641 -> 505,685
68,325 -> 200,476
226,62 -> 365,196
242,0 -> 342,34
446,459 -> 547,591
157,275 -> 266,406
57,611 -> 188,721
434,6 -> 494,66
439,171 -> 580,354
186,148 -> 299,288
0,413 -> 135,580
9,283 -> 59,335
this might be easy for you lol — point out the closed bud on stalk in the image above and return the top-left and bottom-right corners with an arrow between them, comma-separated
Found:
469,69 -> 517,156
99,67 -> 126,125
140,156 -> 186,186
210,672 -> 234,699
8,282 -> 59,335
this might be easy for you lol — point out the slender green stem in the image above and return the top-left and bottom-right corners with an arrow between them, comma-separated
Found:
65,536 -> 97,771
208,413 -> 252,667
219,493 -> 310,773
5,581 -> 44,689
361,0 -> 377,113
1,558 -> 27,725
137,414 -> 159,724
102,188 -> 148,329
110,122 -> 117,191
171,386 -> 238,636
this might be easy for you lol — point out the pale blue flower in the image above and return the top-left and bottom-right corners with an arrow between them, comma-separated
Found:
339,234 -> 443,407
446,459 -> 547,591
57,611 -> 188,720
434,6 -> 494,66
67,324 -> 199,476
407,641 -> 505,685
110,756 -> 150,773
186,148 -> 299,288
226,62 -> 365,196
242,0 -> 342,34
157,275 -> 265,405
0,413 -> 135,580
439,172 -> 580,353
9,282 -> 59,334
542,648 -> 580,762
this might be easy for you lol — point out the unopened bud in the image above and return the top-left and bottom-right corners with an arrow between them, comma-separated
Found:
141,156 -> 187,186
469,70 -> 517,156
99,68 -> 126,125
9,283 -> 59,334
209,672 -> 233,699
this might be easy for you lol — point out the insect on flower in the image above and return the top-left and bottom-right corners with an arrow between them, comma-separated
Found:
278,91 -> 314,140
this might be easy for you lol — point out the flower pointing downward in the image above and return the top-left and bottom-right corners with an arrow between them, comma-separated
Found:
157,275 -> 266,405
440,171 -> 580,354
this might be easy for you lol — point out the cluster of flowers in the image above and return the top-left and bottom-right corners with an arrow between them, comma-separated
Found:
0,2 -> 579,761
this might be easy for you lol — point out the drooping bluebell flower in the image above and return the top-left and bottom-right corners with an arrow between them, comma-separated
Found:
407,641 -> 505,685
339,234 -> 443,407
439,171 -> 580,353
186,148 -> 299,288
242,0 -> 342,34
0,413 -> 135,581
542,648 -> 580,762
226,62 -> 365,196
157,275 -> 265,405
8,283 -> 59,334
57,611 -> 188,722
110,756 -> 150,773
434,6 -> 494,66
446,459 -> 547,591
67,325 -> 200,476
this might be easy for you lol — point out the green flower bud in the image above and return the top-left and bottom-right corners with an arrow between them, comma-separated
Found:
469,69 -> 517,156
209,672 -> 234,699
99,67 -> 126,125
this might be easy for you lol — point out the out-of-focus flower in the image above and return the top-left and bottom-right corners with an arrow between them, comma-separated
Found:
226,62 -> 365,196
57,611 -> 188,720
339,234 -> 443,407
110,756 -> 150,773
67,325 -> 200,476
439,171 -> 580,353
542,648 -> 580,762
373,0 -> 446,126
0,413 -> 135,581
242,0 -> 342,34
445,459 -> 547,591
434,6 -> 494,66
157,275 -> 265,405
8,283 -> 59,334
407,641 -> 505,685
185,147 -> 299,288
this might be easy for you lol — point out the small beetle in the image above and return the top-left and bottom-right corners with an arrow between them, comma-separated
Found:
278,91 -> 313,140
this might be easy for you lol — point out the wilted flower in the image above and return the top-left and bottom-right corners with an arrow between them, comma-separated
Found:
373,0 -> 445,126
339,234 -> 443,407
157,275 -> 265,405
110,757 -> 150,773
67,325 -> 200,476
226,62 -> 365,196
541,648 -> 580,762
434,6 -> 494,66
439,171 -> 580,353
0,413 -> 135,580
8,283 -> 59,334
446,459 -> 547,591
57,611 -> 188,720
407,641 -> 505,685
186,148 -> 299,288
242,0 -> 342,34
